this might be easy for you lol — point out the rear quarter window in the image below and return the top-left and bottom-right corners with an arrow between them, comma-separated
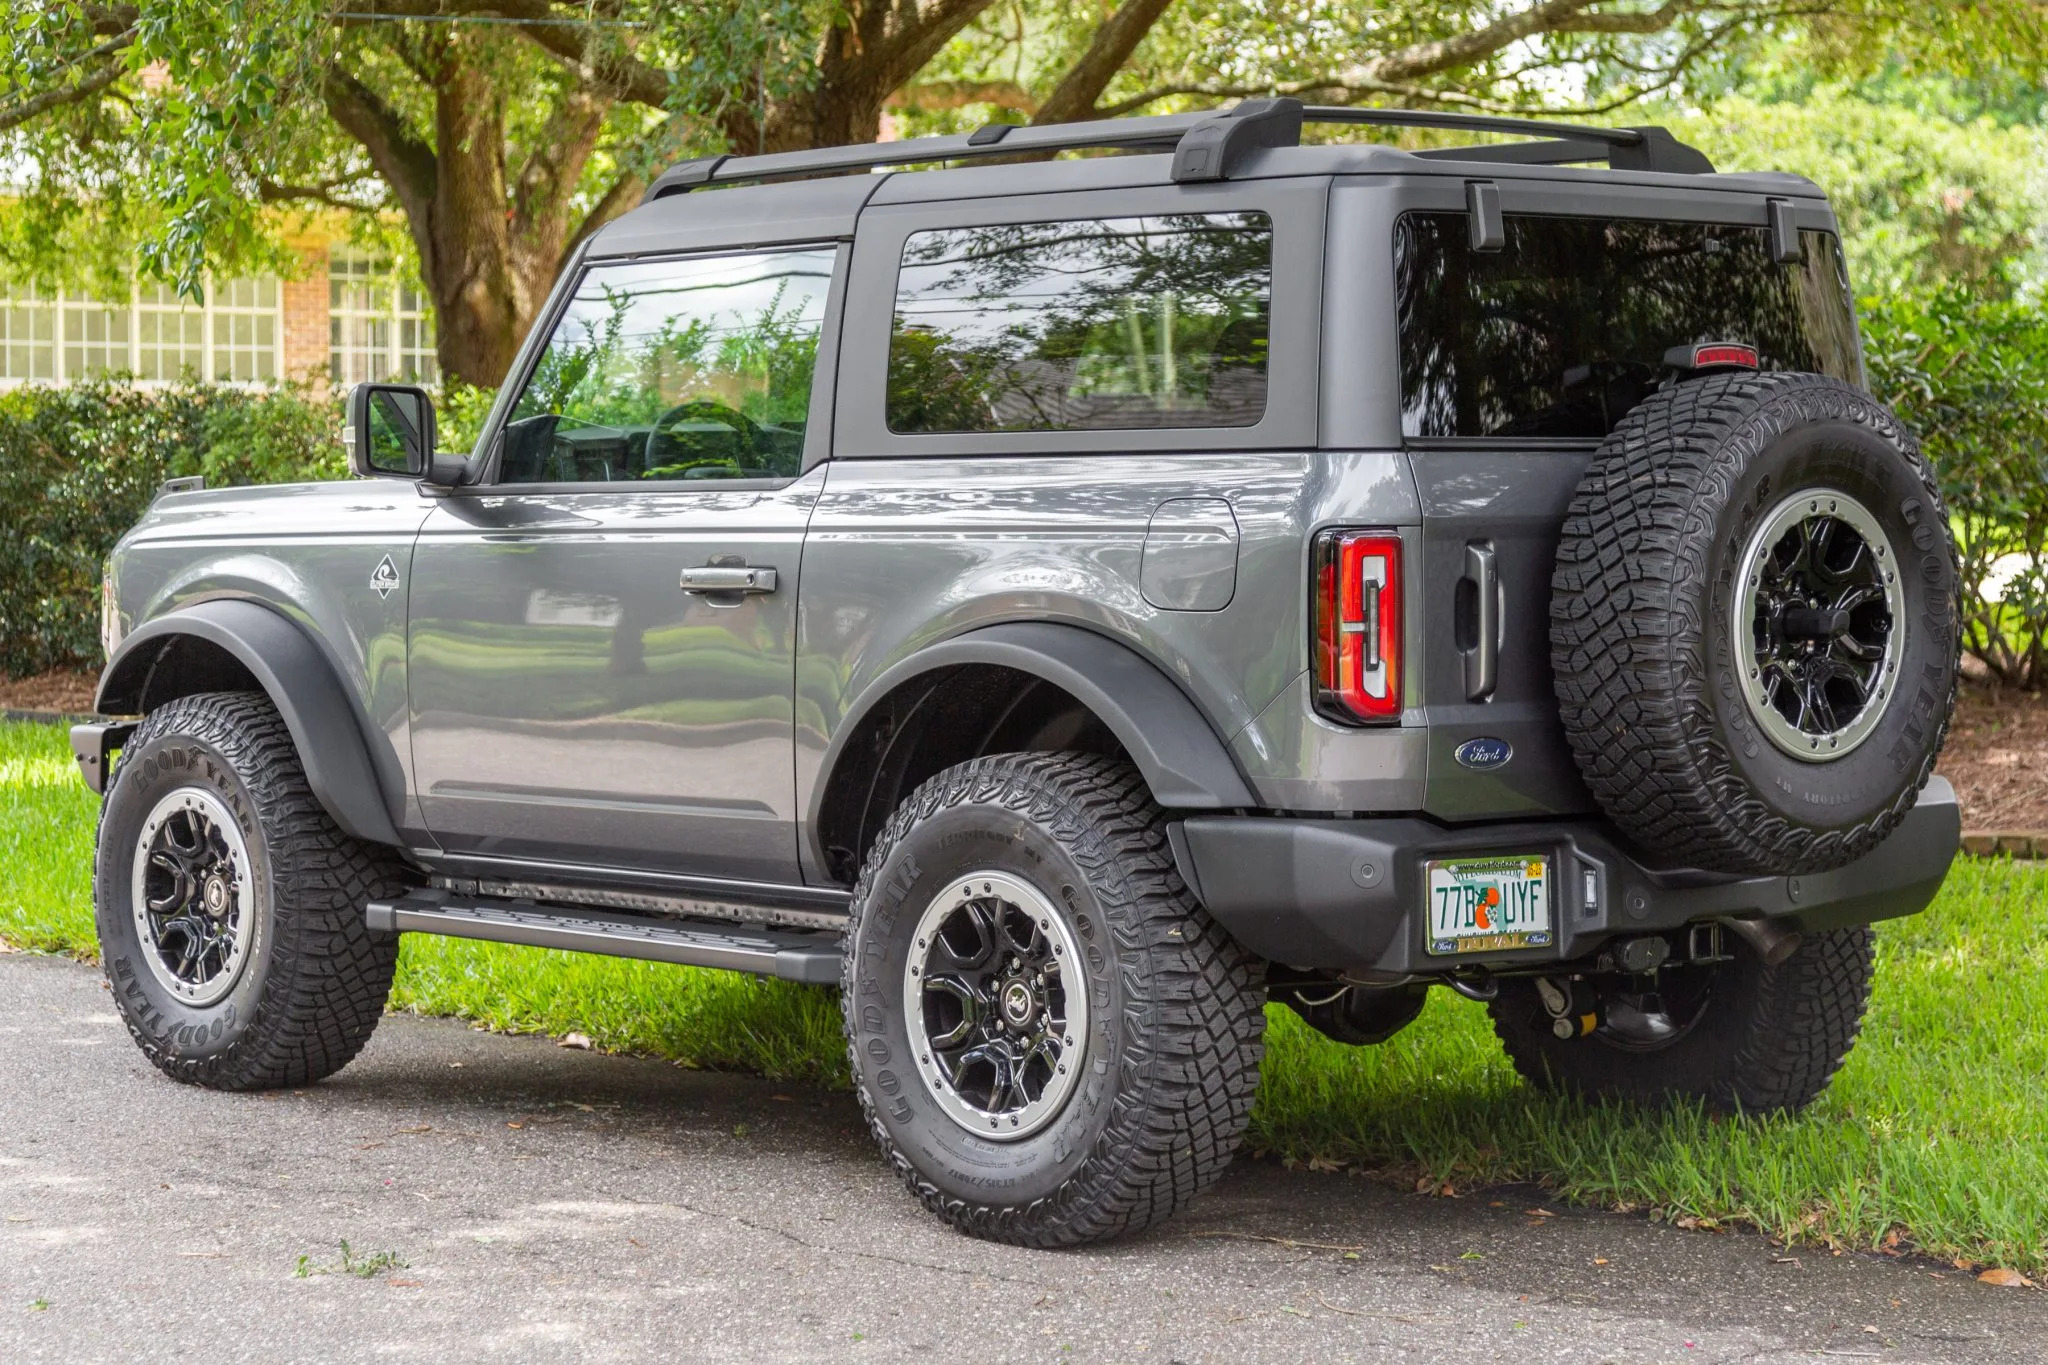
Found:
1394,213 -> 1861,440
886,213 -> 1272,434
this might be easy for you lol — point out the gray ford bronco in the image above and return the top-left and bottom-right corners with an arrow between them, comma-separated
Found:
76,99 -> 1960,1247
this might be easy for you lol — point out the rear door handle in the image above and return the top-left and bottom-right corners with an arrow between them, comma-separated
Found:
679,565 -> 778,595
1462,542 -> 1502,702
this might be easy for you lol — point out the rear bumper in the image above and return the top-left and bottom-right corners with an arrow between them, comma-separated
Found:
1172,778 -> 1960,973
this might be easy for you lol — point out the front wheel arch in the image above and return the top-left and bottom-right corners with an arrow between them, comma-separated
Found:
97,599 -> 403,847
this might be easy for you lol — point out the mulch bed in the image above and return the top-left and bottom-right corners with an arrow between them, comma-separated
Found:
5,667 -> 2044,836
1932,682 -> 2048,839
0,667 -> 100,716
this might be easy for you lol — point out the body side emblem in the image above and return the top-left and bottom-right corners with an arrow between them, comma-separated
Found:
370,554 -> 401,599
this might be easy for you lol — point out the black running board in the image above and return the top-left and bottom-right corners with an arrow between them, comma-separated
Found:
364,890 -> 841,985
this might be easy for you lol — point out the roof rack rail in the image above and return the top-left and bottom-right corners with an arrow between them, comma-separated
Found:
641,112 -> 1206,203
1309,107 -> 1713,177
639,96 -> 1713,204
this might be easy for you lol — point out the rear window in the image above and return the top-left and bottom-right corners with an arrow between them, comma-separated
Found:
1394,213 -> 1860,440
887,213 -> 1272,434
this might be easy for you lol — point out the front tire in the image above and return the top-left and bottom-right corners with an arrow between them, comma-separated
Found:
842,753 -> 1266,1247
95,691 -> 406,1090
1487,927 -> 1876,1114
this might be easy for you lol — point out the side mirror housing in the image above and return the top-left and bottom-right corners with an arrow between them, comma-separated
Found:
346,383 -> 437,479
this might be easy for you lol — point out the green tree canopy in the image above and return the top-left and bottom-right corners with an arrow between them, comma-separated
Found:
3,2 -> 2045,386
1678,84 -> 2048,298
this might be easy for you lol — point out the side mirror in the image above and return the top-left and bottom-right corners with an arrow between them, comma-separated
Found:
346,383 -> 437,479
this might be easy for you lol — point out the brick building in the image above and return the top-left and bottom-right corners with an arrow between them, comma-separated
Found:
0,235 -> 438,390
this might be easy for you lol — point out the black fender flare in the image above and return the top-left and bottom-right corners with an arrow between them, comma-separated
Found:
96,599 -> 404,847
815,621 -> 1255,827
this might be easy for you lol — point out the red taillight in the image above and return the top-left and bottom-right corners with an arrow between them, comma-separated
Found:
1664,341 -> 1760,372
1313,530 -> 1402,724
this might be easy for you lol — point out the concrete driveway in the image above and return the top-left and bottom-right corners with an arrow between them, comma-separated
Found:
2,951 -> 2041,1364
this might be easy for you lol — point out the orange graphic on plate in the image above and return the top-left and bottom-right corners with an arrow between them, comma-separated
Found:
1476,885 -> 1499,930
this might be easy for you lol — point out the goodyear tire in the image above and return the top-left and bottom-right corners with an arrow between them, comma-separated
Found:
842,753 -> 1266,1247
1551,372 -> 1958,875
95,691 -> 406,1090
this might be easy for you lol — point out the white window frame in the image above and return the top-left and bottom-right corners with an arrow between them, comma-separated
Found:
0,275 -> 285,388
329,248 -> 438,388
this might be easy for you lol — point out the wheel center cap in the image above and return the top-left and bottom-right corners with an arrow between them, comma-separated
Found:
1000,979 -> 1038,1029
203,876 -> 229,916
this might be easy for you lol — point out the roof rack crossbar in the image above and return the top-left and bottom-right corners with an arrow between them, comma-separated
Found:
639,97 -> 1714,203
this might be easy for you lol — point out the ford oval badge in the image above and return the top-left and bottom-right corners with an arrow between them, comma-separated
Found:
1454,737 -> 1513,771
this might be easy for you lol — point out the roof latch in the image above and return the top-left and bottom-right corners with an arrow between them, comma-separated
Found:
1171,97 -> 1305,183
1466,181 -> 1505,252
1766,198 -> 1804,264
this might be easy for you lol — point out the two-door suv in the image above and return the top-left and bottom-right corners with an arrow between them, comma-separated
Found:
76,99 -> 1960,1247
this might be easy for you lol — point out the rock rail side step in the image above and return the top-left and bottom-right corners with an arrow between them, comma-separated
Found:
365,889 -> 841,984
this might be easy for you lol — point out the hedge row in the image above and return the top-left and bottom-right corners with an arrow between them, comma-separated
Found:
0,382 -> 341,677
1863,290 -> 2048,690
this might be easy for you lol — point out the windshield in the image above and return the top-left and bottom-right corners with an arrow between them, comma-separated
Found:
1394,212 -> 1861,440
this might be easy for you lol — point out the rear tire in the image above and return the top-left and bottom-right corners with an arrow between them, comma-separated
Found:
1487,927 -> 1875,1114
95,691 -> 406,1090
841,752 -> 1266,1247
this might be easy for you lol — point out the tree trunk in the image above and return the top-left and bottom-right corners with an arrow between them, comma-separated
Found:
422,59 -> 532,388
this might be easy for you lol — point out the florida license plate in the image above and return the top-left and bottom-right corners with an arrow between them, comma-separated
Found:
1426,855 -> 1553,956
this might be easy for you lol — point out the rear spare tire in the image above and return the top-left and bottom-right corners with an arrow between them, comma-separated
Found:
1551,371 -> 1957,875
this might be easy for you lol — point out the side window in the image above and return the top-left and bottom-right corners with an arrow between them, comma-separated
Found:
498,247 -> 835,484
886,213 -> 1272,434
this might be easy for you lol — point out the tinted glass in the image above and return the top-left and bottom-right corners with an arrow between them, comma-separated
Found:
887,213 -> 1272,434
498,248 -> 833,483
1394,214 -> 1860,439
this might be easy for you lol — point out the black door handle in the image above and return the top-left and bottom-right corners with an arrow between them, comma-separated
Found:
1461,542 -> 1502,702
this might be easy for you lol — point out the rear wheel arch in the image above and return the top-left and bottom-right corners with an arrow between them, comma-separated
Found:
809,622 -> 1254,884
97,600 -> 404,847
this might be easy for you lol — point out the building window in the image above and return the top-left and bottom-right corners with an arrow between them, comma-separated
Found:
0,275 -> 282,386
136,283 -> 205,382
330,250 -> 438,386
212,276 -> 280,382
1,284 -> 57,382
62,287 -> 130,380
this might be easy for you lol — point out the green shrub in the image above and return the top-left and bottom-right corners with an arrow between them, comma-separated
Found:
1861,290 -> 2048,689
0,381 -> 343,679
194,383 -> 346,486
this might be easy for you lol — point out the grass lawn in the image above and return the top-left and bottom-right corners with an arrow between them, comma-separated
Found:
5,718 -> 2043,1275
